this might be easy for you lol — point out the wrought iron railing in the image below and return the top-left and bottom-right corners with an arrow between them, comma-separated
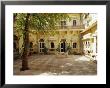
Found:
56,25 -> 85,29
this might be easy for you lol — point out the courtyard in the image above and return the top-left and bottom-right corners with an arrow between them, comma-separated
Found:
14,55 -> 97,75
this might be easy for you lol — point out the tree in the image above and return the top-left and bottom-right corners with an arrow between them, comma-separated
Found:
20,13 -> 30,71
14,13 -> 70,71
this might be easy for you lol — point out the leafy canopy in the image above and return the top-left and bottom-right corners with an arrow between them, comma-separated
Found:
14,13 -> 70,32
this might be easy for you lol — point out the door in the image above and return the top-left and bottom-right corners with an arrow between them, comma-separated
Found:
61,42 -> 66,52
39,39 -> 44,53
40,42 -> 44,53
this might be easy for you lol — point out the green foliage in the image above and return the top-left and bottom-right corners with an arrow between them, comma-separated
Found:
14,13 -> 70,31
29,13 -> 70,31
65,45 -> 72,52
14,13 -> 70,56
43,46 -> 48,54
14,13 -> 27,31
56,44 -> 60,52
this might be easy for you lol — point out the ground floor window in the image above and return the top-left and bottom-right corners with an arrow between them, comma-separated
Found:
73,43 -> 77,48
51,42 -> 54,48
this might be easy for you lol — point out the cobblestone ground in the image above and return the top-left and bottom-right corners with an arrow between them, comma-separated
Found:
14,55 -> 97,75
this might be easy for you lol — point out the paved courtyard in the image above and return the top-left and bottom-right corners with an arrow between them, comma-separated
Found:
14,55 -> 97,75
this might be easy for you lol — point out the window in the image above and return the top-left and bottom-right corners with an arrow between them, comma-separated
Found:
61,21 -> 66,28
61,21 -> 66,26
73,43 -> 77,48
73,20 -> 76,26
39,39 -> 45,52
39,39 -> 44,42
40,42 -> 44,48
51,42 -> 54,48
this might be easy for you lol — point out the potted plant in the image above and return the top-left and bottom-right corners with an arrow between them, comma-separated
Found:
65,45 -> 72,55
43,46 -> 48,55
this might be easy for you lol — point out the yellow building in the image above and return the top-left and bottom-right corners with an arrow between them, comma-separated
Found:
28,13 -> 84,55
14,13 -> 97,60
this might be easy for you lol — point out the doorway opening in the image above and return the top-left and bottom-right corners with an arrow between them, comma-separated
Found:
39,39 -> 44,53
60,39 -> 66,52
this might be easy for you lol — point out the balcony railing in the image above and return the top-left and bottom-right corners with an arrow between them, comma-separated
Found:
56,25 -> 85,29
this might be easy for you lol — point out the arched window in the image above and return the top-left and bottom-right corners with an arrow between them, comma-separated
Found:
61,21 -> 66,26
73,20 -> 76,26
39,39 -> 44,42
51,42 -> 54,48
73,43 -> 77,48
61,21 -> 66,28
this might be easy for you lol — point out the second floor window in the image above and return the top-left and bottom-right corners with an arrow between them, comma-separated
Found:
61,21 -> 66,26
73,20 -> 76,26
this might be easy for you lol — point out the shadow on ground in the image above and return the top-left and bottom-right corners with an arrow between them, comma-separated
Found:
14,55 -> 97,75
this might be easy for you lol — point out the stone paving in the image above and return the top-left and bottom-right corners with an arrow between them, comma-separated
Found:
14,55 -> 97,75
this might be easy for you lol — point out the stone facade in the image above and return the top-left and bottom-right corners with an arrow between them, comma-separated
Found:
28,13 -> 84,55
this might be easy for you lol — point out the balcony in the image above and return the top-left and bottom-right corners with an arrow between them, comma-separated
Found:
56,25 -> 85,30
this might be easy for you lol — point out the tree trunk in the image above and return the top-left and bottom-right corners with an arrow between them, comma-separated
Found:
20,13 -> 30,71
